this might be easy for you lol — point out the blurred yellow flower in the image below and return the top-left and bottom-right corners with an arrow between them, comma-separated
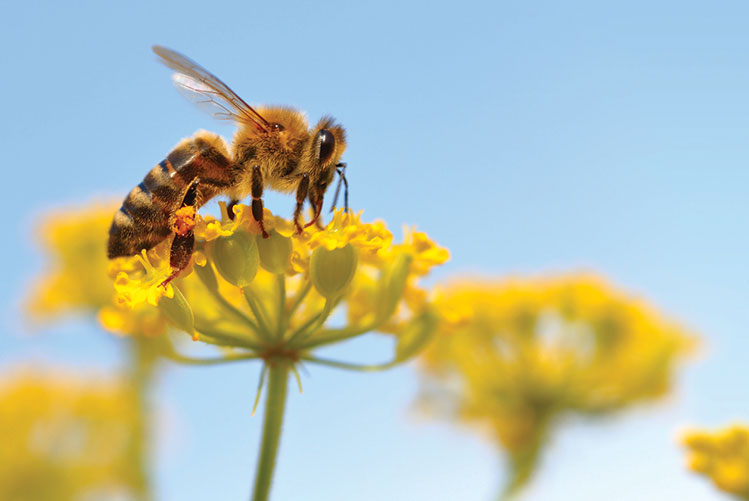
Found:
25,202 -> 169,337
418,274 -> 696,497
26,204 -> 116,317
682,424 -> 749,499
0,369 -> 146,500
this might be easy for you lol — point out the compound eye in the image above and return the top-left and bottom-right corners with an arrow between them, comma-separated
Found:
317,129 -> 336,165
270,122 -> 285,132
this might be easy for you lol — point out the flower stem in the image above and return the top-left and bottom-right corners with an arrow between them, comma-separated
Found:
275,273 -> 286,340
252,359 -> 290,501
129,336 -> 156,500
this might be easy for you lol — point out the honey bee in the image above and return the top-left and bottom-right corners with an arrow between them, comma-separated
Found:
108,46 -> 348,284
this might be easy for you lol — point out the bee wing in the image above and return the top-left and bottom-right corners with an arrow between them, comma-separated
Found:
153,45 -> 269,132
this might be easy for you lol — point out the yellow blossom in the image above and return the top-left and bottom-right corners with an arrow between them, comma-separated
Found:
418,274 -> 696,497
25,202 -> 169,337
107,203 -> 447,367
26,203 -> 117,318
0,369 -> 146,500
682,425 -> 749,499
113,249 -> 174,308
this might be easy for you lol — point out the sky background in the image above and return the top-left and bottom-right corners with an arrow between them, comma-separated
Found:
2,0 -> 749,499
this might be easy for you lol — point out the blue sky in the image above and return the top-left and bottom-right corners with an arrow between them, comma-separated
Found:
2,1 -> 749,499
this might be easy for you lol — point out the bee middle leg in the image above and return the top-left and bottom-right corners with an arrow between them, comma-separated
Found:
251,165 -> 270,238
227,198 -> 240,220
161,178 -> 200,287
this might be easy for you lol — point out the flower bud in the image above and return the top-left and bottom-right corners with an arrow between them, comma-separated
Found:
394,309 -> 438,362
376,252 -> 412,321
309,244 -> 358,299
211,231 -> 259,287
257,230 -> 292,274
158,285 -> 195,338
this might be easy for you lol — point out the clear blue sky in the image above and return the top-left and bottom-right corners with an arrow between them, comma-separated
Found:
2,1 -> 748,499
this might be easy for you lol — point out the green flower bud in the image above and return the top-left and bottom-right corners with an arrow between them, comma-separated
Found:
211,231 -> 259,287
395,309 -> 438,362
257,230 -> 292,274
309,244 -> 358,299
158,285 -> 195,337
376,252 -> 412,322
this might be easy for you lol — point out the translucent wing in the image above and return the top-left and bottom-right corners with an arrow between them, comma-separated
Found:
153,45 -> 269,132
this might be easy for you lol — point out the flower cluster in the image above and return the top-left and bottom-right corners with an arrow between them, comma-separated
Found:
108,202 -> 448,366
417,274 -> 696,496
0,369 -> 146,499
682,425 -> 749,499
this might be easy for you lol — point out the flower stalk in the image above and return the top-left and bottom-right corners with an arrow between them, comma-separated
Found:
252,359 -> 290,501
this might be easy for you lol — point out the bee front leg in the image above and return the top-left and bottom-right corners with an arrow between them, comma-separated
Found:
294,174 -> 310,234
305,190 -> 324,229
251,165 -> 270,238
329,163 -> 349,213
161,178 -> 200,288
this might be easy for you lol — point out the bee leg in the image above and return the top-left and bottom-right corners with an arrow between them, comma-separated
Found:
304,190 -> 324,229
329,163 -> 349,213
160,178 -> 200,288
251,165 -> 270,238
293,174 -> 310,234
227,198 -> 240,221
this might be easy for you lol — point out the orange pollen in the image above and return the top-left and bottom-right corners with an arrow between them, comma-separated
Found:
173,206 -> 196,236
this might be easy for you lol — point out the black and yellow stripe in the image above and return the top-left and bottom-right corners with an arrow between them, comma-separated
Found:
107,159 -> 188,258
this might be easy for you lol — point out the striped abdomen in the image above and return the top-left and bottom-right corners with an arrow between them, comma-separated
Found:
107,158 -> 189,258
107,133 -> 234,258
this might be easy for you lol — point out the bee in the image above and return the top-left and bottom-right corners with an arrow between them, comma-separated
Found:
108,46 -> 348,284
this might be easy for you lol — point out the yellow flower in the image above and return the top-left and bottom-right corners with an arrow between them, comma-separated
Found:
108,203 -> 447,368
682,425 -> 749,499
113,249 -> 174,308
0,369 -> 145,500
418,274 -> 696,497
25,202 -> 170,337
26,203 -> 117,318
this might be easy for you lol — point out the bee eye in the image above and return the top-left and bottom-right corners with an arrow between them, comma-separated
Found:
271,123 -> 284,132
317,129 -> 336,165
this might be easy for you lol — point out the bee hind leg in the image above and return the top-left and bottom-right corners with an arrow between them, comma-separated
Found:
251,166 -> 270,238
160,178 -> 200,288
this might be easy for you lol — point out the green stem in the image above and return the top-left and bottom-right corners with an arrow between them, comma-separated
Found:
196,268 -> 260,333
252,360 -> 290,501
295,321 -> 378,350
275,274 -> 287,340
285,298 -> 335,347
194,324 -> 264,351
243,287 -> 273,341
301,354 -> 399,372
287,280 -> 312,318
164,350 -> 259,366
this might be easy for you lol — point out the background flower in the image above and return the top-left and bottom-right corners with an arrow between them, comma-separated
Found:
0,369 -> 147,500
418,274 -> 696,496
